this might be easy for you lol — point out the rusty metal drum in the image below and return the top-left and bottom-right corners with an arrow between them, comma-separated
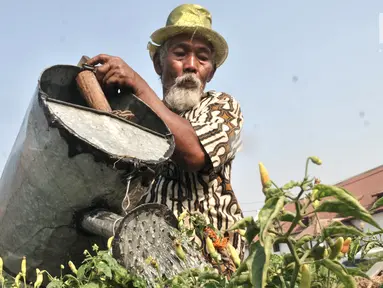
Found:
0,64 -> 175,278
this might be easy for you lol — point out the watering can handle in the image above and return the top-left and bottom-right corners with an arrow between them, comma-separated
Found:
75,55 -> 113,112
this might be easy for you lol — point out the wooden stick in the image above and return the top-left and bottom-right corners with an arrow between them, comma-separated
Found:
76,56 -> 112,112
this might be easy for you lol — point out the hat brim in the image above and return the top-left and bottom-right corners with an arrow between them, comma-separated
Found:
148,25 -> 228,68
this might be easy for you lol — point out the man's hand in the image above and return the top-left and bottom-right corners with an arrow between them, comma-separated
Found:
86,54 -> 147,96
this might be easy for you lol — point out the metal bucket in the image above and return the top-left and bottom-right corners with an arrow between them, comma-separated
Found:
0,64 -> 175,278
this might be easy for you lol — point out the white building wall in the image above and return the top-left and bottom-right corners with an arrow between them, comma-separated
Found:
273,243 -> 290,255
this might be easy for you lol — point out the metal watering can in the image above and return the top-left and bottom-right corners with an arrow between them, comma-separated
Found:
0,59 -> 208,286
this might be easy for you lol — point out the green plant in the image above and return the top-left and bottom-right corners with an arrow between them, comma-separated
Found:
225,156 -> 383,287
1,156 -> 383,288
0,244 -> 148,288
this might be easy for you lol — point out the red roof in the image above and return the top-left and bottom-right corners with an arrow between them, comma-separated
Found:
335,165 -> 383,212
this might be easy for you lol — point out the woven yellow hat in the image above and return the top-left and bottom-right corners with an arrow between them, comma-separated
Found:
147,4 -> 228,67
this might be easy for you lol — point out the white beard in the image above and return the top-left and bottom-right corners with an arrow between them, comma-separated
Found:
163,74 -> 203,113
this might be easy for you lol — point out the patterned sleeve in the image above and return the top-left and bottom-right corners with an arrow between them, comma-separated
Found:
188,92 -> 244,173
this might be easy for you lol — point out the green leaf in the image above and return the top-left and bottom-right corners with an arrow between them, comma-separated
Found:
280,210 -> 307,228
371,197 -> 383,211
244,221 -> 260,244
314,199 -> 381,230
95,261 -> 112,279
310,282 -> 323,288
245,240 -> 266,288
227,272 -> 250,286
46,279 -> 65,288
318,259 -> 356,288
348,240 -> 361,262
282,181 -> 301,190
345,268 -> 370,280
227,216 -> 255,231
314,184 -> 354,199
203,282 -> 223,288
63,274 -> 80,285
258,195 -> 285,245
280,211 -> 295,222
311,245 -> 326,260
295,235 -> 313,248
322,221 -> 364,238
314,184 -> 377,225
261,236 -> 273,288
326,220 -> 343,227
80,283 -> 102,288
264,188 -> 284,200
76,264 -> 90,282
283,253 -> 295,266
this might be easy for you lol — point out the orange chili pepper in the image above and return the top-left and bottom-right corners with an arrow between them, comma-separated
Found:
341,237 -> 352,254
213,237 -> 229,249
204,227 -> 218,241
259,162 -> 271,188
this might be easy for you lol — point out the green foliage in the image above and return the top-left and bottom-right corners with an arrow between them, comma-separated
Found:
318,259 -> 356,288
1,156 -> 383,288
314,199 -> 380,230
321,221 -> 364,239
258,195 -> 285,245
371,197 -> 383,211
227,156 -> 383,288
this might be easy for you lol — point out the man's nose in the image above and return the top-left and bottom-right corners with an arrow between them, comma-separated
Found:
183,54 -> 197,73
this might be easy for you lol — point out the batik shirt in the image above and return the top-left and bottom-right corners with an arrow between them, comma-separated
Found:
141,90 -> 245,258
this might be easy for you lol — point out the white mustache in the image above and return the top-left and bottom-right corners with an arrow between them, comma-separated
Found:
174,73 -> 201,88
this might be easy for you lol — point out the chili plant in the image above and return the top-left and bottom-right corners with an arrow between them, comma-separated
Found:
1,156 -> 383,288
226,156 -> 383,288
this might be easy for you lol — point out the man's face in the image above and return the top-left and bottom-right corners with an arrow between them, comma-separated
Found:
156,34 -> 216,113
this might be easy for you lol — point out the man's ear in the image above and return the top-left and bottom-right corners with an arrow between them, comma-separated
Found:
153,52 -> 162,76
207,64 -> 217,83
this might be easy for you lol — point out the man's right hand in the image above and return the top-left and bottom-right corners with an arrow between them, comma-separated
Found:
86,54 -> 148,97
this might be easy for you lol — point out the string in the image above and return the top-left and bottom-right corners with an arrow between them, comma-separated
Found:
112,216 -> 124,235
122,175 -> 133,214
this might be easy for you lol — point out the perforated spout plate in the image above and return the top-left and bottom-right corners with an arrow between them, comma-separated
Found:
112,204 -> 210,287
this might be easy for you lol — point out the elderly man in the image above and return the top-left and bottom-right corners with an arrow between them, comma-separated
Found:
87,4 -> 245,264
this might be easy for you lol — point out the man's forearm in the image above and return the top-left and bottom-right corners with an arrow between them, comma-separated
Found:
133,79 -> 206,172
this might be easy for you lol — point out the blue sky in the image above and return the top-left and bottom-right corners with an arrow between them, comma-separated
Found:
1,1 -> 383,218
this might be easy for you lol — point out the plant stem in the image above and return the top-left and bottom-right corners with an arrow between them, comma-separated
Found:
304,158 -> 310,180
286,194 -> 296,201
269,229 -> 284,237
296,188 -> 306,202
302,211 -> 315,218
287,238 -> 300,266
314,211 -> 323,232
279,275 -> 287,288
271,180 -> 283,192
286,202 -> 301,237
367,230 -> 383,236
290,264 -> 300,288
300,249 -> 312,263
285,236 -> 301,288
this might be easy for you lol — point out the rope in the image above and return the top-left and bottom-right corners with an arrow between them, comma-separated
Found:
122,175 -> 134,214
111,110 -> 135,121
112,217 -> 124,235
